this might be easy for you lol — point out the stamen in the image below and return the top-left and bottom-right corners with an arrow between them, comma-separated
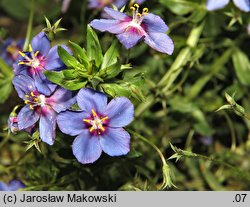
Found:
101,116 -> 108,121
25,95 -> 30,98
31,92 -> 35,97
83,119 -> 91,123
143,8 -> 148,14
18,61 -> 26,65
24,100 -> 30,104
130,6 -> 135,11
34,51 -> 39,57
99,125 -> 105,132
134,3 -> 139,8
92,109 -> 97,117
29,105 -> 34,110
89,126 -> 95,132
19,51 -> 26,57
136,13 -> 142,17
29,44 -> 33,52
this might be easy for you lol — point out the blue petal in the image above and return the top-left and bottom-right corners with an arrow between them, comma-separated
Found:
206,0 -> 230,10
103,7 -> 129,20
39,109 -> 57,145
105,97 -> 134,127
45,45 -> 69,71
12,75 -> 36,99
72,130 -> 102,164
0,182 -> 9,191
34,72 -> 56,96
144,32 -> 174,55
116,30 -> 144,49
100,127 -> 130,156
233,0 -> 250,12
31,32 -> 50,56
48,87 -> 76,113
17,105 -> 39,130
8,180 -> 25,191
143,13 -> 169,33
90,19 -> 128,34
57,110 -> 88,136
77,88 -> 107,114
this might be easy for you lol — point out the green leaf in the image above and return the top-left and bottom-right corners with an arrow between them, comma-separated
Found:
100,83 -> 131,98
86,25 -> 103,67
99,60 -> 121,79
101,40 -> 119,70
44,70 -> 87,90
232,49 -> 250,86
159,0 -> 196,15
69,41 -> 90,69
0,80 -> 13,103
57,46 -> 82,69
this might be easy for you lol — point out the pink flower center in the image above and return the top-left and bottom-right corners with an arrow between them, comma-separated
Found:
24,91 -> 49,111
18,44 -> 45,74
83,109 -> 109,135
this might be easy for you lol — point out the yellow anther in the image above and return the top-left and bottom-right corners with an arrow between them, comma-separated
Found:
29,105 -> 34,110
34,51 -> 39,57
136,13 -> 142,17
99,125 -> 105,132
89,126 -> 95,132
29,44 -> 33,52
18,61 -> 25,65
19,51 -> 26,57
134,3 -> 139,8
130,6 -> 135,11
143,8 -> 149,13
30,92 -> 35,97
101,116 -> 108,121
24,100 -> 30,104
83,119 -> 91,123
92,109 -> 97,117
25,95 -> 30,98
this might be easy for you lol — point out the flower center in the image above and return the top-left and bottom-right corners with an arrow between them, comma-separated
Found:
83,109 -> 109,135
18,44 -> 45,72
24,91 -> 48,110
130,4 -> 149,26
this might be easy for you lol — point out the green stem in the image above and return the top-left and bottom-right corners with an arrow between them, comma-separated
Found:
128,129 -> 175,189
223,111 -> 236,151
23,0 -> 34,51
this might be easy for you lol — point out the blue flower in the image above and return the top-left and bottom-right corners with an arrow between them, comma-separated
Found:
90,5 -> 174,54
57,88 -> 134,164
14,32 -> 70,96
206,0 -> 250,12
13,75 -> 75,145
0,180 -> 25,191
0,38 -> 24,66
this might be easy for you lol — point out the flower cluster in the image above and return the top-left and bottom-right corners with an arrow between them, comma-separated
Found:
9,29 -> 135,163
6,2 -> 176,164
206,0 -> 250,12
